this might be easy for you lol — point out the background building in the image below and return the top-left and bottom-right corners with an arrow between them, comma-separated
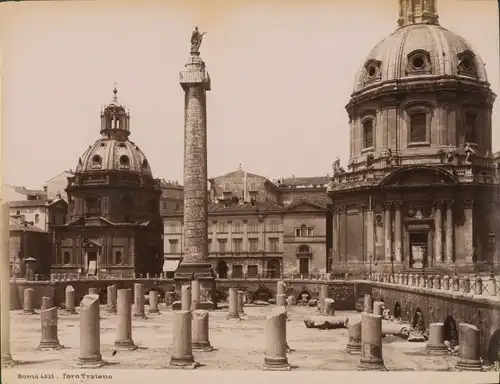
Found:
50,88 -> 163,278
328,0 -> 499,277
163,167 -> 332,278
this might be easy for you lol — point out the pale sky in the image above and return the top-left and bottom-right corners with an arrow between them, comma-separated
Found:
0,0 -> 498,188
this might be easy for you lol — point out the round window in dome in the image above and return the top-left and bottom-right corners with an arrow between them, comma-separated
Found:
461,57 -> 473,71
142,159 -> 149,170
367,66 -> 377,78
92,154 -> 102,164
119,155 -> 130,166
411,56 -> 425,70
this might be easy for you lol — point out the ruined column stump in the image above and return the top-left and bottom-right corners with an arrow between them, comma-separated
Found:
88,288 -> 98,296
263,310 -> 291,371
425,323 -> 448,355
115,289 -> 137,350
363,294 -> 373,313
227,288 -> 240,320
64,285 -> 76,314
181,285 -> 191,311
38,307 -> 62,350
456,323 -> 482,371
359,313 -> 386,371
275,293 -> 286,307
169,310 -> 198,369
192,309 -> 213,352
373,301 -> 383,316
22,288 -> 35,314
106,285 -> 117,314
77,294 -> 105,368
133,283 -> 146,319
148,290 -> 160,314
323,298 -> 335,316
320,284 -> 328,309
346,320 -> 362,355
238,290 -> 246,315
41,296 -> 54,311
191,280 -> 201,310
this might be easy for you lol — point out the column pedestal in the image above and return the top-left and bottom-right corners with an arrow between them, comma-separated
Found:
173,264 -> 216,310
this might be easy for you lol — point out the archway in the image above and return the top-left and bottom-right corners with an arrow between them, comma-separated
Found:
267,259 -> 280,278
412,307 -> 425,332
393,302 -> 401,319
296,289 -> 311,303
443,315 -> 459,348
217,261 -> 228,279
487,329 -> 500,363
251,285 -> 273,303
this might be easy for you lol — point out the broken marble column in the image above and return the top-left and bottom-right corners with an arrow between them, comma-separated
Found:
0,203 -> 14,367
191,280 -> 200,310
425,323 -> 448,355
319,284 -> 328,308
64,285 -> 76,314
276,293 -> 286,307
227,288 -> 240,320
148,290 -> 160,314
114,289 -> 137,350
88,288 -> 98,295
263,309 -> 290,371
169,310 -> 197,368
41,296 -> 53,311
346,319 -> 362,355
106,285 -> 117,314
456,323 -> 482,371
373,301 -> 383,316
23,288 -> 35,314
363,294 -> 373,313
181,285 -> 191,311
323,298 -> 335,316
238,290 -> 246,315
38,307 -> 62,349
77,294 -> 105,368
359,313 -> 385,370
133,283 -> 146,318
192,309 -> 213,352
277,280 -> 286,296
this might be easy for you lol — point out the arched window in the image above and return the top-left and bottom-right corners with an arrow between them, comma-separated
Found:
63,251 -> 70,265
34,214 -> 40,224
363,120 -> 374,149
464,111 -> 477,143
115,251 -> 122,265
119,155 -> 130,168
409,112 -> 427,143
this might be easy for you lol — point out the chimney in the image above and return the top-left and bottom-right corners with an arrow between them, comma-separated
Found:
43,185 -> 48,192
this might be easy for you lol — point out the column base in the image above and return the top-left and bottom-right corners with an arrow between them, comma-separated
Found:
133,313 -> 147,319
77,356 -> 106,369
37,340 -> 63,350
238,310 -> 246,315
456,359 -> 483,371
192,341 -> 214,352
169,355 -> 197,369
114,340 -> 138,350
359,357 -> 386,371
147,309 -> 160,314
1,354 -> 16,368
174,262 -> 217,310
425,344 -> 448,355
346,342 -> 362,355
263,357 -> 291,371
62,309 -> 77,315
22,309 -> 35,315
226,313 -> 240,320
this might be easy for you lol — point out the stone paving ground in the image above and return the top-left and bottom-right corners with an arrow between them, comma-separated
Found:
8,304 -> 462,371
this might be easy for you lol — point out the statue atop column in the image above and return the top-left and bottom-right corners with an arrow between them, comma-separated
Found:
190,26 -> 207,54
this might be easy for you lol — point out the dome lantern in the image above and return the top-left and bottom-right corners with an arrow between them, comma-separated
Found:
100,84 -> 131,141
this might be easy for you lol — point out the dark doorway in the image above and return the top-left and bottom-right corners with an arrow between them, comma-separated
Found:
393,302 -> 401,319
443,315 -> 459,348
409,232 -> 428,268
299,258 -> 309,276
217,261 -> 228,278
251,285 -> 272,302
87,251 -> 98,275
487,329 -> 500,364
232,264 -> 243,278
267,259 -> 280,278
412,307 -> 425,332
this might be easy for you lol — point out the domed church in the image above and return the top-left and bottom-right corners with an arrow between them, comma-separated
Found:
50,87 -> 163,278
328,0 -> 499,276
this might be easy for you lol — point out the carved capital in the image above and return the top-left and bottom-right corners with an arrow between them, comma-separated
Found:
383,201 -> 393,210
464,199 -> 474,209
227,220 -> 233,224
445,200 -> 454,208
433,200 -> 444,208
360,204 -> 368,212
242,219 -> 248,224
393,201 -> 403,209
340,205 -> 348,213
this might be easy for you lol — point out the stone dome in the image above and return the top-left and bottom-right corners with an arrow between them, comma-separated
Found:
352,24 -> 489,95
75,139 -> 153,176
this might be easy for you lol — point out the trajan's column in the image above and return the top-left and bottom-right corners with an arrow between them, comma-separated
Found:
174,26 -> 216,309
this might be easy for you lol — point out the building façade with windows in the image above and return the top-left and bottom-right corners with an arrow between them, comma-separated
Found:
49,88 -> 163,278
327,0 -> 499,277
162,168 -> 333,278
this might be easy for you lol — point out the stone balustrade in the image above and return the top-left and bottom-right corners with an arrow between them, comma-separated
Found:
368,272 -> 500,299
